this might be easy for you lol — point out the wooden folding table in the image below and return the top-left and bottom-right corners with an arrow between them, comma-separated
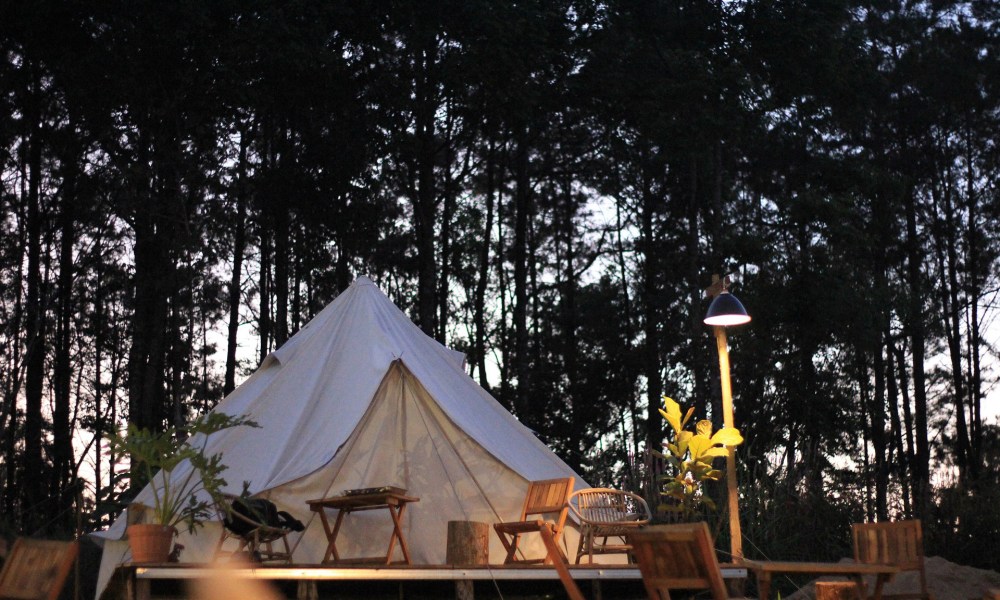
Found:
307,491 -> 419,565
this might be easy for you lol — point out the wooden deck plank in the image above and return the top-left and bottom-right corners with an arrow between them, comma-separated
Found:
133,564 -> 747,581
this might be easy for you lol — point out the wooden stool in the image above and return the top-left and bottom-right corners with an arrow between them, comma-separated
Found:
816,580 -> 863,600
447,521 -> 488,600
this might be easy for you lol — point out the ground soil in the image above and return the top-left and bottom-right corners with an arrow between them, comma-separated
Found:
785,556 -> 1000,600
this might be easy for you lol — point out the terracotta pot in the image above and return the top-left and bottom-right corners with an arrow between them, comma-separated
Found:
127,524 -> 176,563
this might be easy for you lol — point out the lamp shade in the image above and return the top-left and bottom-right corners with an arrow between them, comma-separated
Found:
704,291 -> 751,326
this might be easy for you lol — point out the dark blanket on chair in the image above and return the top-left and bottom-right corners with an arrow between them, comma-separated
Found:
224,498 -> 304,536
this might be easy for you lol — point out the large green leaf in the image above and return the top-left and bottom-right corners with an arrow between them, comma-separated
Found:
687,435 -> 711,460
701,447 -> 730,459
710,427 -> 744,447
676,431 -> 693,455
660,395 -> 683,435
681,407 -> 696,429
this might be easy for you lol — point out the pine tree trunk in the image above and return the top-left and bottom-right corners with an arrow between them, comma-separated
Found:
885,331 -> 903,469
259,229 -> 272,363
273,208 -> 289,348
687,156 -> 708,423
512,136 -> 531,421
23,68 -> 47,528
640,168 -> 662,457
224,127 -> 249,395
93,250 -> 106,515
128,210 -> 171,433
497,185 -> 510,405
938,182 -> 971,480
437,145 -> 455,345
414,39 -> 439,337
614,199 -> 640,466
273,148 -> 290,349
903,185 -> 931,518
964,128 -> 983,481
52,154 -> 77,526
473,141 -> 495,391
871,337 -> 888,521
892,341 -> 916,516
560,188 -> 582,474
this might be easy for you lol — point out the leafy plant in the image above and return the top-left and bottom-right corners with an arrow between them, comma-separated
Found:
653,395 -> 744,521
109,412 -> 257,534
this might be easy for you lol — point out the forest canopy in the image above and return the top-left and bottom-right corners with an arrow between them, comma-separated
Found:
1,0 -> 998,569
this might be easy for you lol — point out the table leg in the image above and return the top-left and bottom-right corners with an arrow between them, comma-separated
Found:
396,503 -> 413,564
314,508 -> 331,563
125,570 -> 151,600
315,507 -> 346,564
756,571 -> 772,600
385,503 -> 412,565
847,575 -> 868,600
328,509 -> 347,563
871,574 -> 891,600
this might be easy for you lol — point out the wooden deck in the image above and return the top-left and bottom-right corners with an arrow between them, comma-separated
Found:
116,563 -> 749,599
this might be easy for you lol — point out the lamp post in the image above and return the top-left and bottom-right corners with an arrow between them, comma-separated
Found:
704,274 -> 750,562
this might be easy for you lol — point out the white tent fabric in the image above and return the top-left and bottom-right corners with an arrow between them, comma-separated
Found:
94,276 -> 594,598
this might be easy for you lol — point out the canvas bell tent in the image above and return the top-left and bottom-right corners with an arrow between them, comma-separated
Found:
94,276 -> 589,596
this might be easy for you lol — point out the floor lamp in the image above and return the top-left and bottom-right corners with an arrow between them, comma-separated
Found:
704,275 -> 751,561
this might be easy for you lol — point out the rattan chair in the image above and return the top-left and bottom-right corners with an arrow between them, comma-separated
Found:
569,487 -> 651,564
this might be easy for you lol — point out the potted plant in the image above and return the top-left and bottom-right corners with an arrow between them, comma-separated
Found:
652,395 -> 744,522
109,412 -> 257,563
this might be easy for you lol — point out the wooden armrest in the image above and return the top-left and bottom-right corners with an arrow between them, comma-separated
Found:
495,519 -> 548,534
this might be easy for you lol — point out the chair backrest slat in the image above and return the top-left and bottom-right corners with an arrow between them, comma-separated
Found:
521,478 -> 575,520
629,522 -> 729,600
852,519 -> 930,600
852,520 -> 924,570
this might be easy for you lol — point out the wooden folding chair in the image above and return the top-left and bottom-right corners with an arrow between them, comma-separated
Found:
0,538 -> 79,600
629,523 -> 734,600
852,519 -> 933,600
493,477 -> 575,565
214,494 -> 296,564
